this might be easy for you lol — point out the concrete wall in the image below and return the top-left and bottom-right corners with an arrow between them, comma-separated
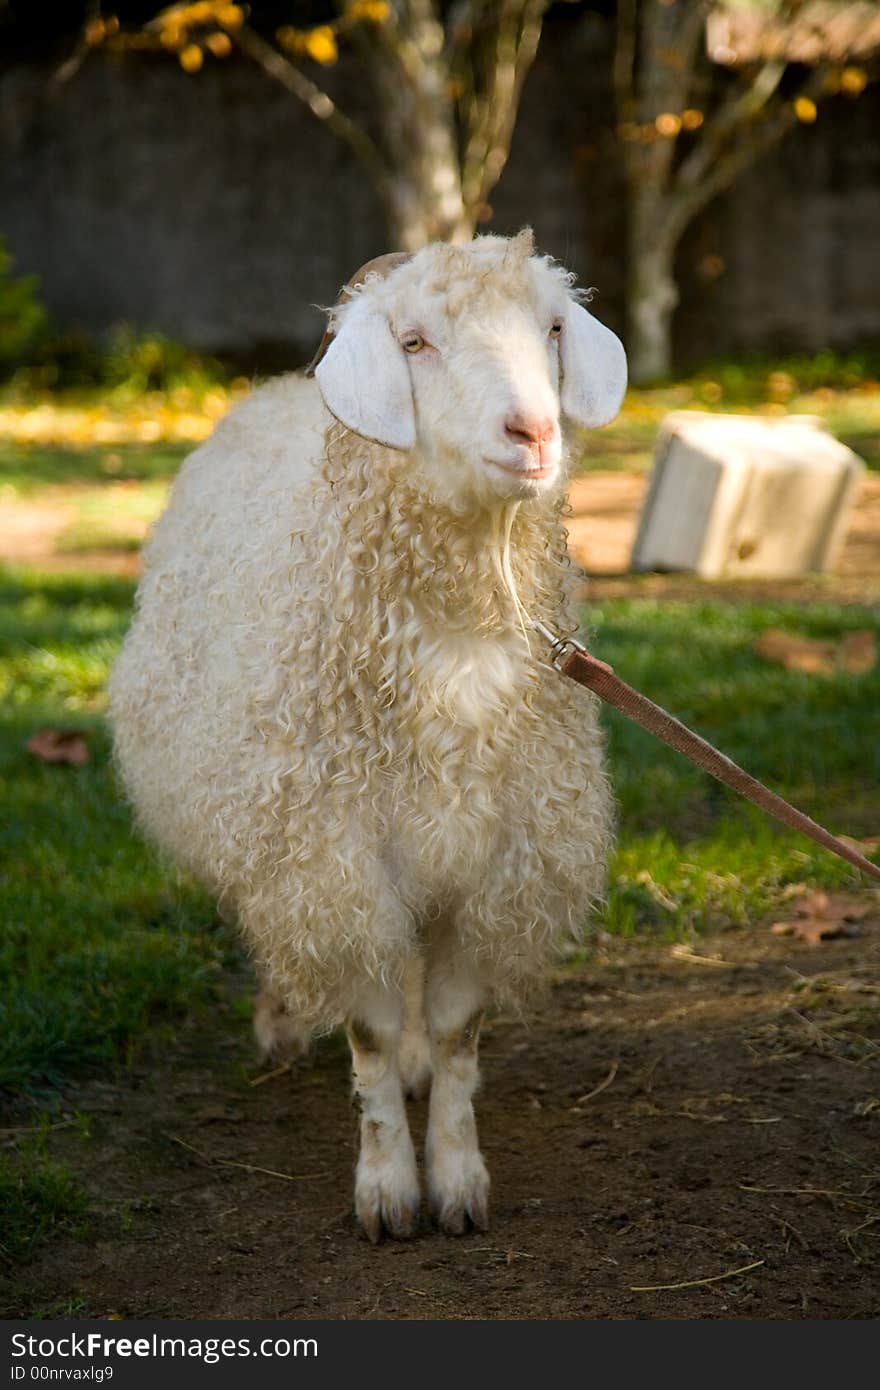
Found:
1,15 -> 878,368
677,88 -> 880,361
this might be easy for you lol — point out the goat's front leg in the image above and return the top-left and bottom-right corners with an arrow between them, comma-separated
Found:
424,933 -> 490,1235
347,980 -> 420,1242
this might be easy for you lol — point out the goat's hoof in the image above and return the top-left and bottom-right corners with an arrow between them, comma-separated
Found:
428,1155 -> 490,1236
355,1170 -> 420,1244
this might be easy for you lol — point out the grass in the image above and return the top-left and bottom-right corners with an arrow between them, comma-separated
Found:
0,1132 -> 89,1264
1,563 -> 876,1104
1,355 -> 878,1261
0,444 -> 179,559
589,596 -> 880,937
577,353 -> 880,474
0,441 -> 187,495
53,480 -> 170,555
0,567 -> 232,1096
2,367 -> 878,560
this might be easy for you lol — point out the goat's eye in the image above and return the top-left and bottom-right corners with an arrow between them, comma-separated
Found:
549,319 -> 564,339
401,332 -> 425,353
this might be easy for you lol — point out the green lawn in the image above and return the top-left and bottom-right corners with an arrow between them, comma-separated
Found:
0,441 -> 188,495
0,568 -> 229,1097
2,359 -> 879,1262
589,595 -> 879,935
2,565 -> 876,1104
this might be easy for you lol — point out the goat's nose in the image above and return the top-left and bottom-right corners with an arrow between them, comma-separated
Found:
504,413 -> 556,448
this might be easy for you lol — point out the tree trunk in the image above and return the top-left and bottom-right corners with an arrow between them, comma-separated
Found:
381,157 -> 475,251
614,0 -> 710,384
363,1 -> 476,251
376,82 -> 477,249
626,176 -> 679,383
627,237 -> 679,384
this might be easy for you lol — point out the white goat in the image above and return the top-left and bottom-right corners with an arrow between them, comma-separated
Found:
109,230 -> 626,1240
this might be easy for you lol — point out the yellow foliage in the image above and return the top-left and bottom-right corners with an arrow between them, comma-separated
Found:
304,26 -> 339,65
205,31 -> 233,57
160,25 -> 186,49
179,44 -> 204,72
202,389 -> 229,419
794,96 -> 818,123
840,66 -> 868,96
345,0 -> 391,21
0,385 -> 249,449
767,371 -> 796,401
699,254 -> 725,281
155,1 -> 205,25
218,4 -> 244,30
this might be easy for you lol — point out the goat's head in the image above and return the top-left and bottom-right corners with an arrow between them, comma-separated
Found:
312,230 -> 627,506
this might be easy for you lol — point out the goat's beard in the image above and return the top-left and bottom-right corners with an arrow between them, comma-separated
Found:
491,501 -> 532,650
322,422 -> 577,642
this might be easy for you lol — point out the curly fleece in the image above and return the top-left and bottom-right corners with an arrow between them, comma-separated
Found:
109,240 -> 613,1036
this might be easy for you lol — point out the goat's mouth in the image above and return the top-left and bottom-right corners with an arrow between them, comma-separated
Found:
485,456 -> 558,483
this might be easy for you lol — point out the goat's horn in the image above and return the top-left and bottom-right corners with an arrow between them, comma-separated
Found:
304,252 -> 413,378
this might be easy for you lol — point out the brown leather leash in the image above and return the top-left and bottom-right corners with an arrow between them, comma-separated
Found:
533,622 -> 880,884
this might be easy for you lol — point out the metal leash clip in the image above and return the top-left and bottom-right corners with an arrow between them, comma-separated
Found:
531,620 -> 588,671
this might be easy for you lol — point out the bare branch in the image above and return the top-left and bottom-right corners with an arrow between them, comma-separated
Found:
663,66 -> 830,243
352,0 -> 470,243
51,33 -> 93,88
233,23 -> 389,189
613,0 -> 637,122
459,0 -> 547,218
674,58 -> 787,196
476,0 -> 545,207
49,2 -> 104,90
624,0 -> 713,194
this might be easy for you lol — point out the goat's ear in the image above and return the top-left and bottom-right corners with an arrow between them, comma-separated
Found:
559,302 -> 627,429
314,298 -> 416,451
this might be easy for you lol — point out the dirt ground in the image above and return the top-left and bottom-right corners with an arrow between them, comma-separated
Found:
564,472 -> 880,603
4,464 -> 878,1320
5,923 -> 878,1321
4,473 -> 880,602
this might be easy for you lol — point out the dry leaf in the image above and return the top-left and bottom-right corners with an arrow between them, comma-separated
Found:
853,1098 -> 880,1118
771,919 -> 861,945
753,629 -> 837,674
800,891 -> 872,922
770,890 -> 871,944
837,834 -> 880,856
26,728 -> 90,766
754,627 -> 876,676
840,630 -> 877,675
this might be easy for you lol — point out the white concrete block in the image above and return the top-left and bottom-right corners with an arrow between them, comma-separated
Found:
631,412 -> 864,578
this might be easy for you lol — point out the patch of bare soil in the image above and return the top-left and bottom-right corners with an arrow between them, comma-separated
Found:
566,473 -> 880,605
4,474 -> 879,599
0,489 -> 144,577
0,500 -> 76,563
4,925 -> 879,1321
